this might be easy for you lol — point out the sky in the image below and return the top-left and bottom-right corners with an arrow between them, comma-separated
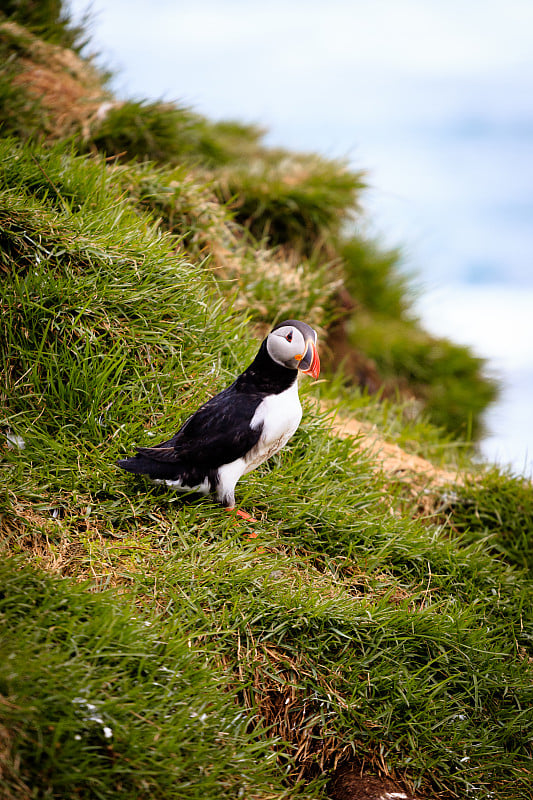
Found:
72,1 -> 533,132
69,0 -> 533,474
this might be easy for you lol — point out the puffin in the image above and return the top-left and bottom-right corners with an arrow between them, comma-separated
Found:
117,319 -> 320,518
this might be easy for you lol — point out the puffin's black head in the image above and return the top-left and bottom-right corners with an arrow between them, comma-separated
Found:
266,319 -> 320,379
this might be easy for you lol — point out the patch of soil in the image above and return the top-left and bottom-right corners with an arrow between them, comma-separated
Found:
327,411 -> 462,490
328,765 -> 421,800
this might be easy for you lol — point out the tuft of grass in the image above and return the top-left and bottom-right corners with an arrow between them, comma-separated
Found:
315,373 -> 471,470
0,19 -> 109,143
1,0 -> 90,52
88,100 -> 207,165
215,153 -> 365,254
112,161 -> 339,330
87,100 -> 264,168
446,467 -> 533,574
0,25 -> 46,142
346,312 -> 499,439
0,557 -> 284,800
340,234 -> 416,320
0,140 -> 251,438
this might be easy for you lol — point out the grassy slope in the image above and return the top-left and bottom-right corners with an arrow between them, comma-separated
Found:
1,12 -> 532,799
1,141 -> 532,800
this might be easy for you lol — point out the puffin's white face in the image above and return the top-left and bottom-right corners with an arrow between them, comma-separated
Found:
266,322 -> 320,378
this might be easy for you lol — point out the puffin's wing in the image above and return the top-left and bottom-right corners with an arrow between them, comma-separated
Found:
136,387 -> 264,469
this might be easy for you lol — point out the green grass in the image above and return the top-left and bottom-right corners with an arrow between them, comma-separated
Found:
87,100 -> 236,166
0,558 -> 283,800
87,101 -> 266,168
214,153 -> 365,254
115,160 -> 339,329
447,467 -> 533,574
0,140 -> 248,432
341,234 -> 416,320
2,138 -> 533,799
315,373 -> 471,468
2,409 -> 532,797
1,0 -> 89,52
346,312 -> 499,439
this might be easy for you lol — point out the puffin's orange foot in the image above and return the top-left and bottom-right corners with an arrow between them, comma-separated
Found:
235,508 -> 257,523
226,506 -> 259,537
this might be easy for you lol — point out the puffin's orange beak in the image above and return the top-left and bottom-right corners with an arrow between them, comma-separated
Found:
299,339 -> 320,379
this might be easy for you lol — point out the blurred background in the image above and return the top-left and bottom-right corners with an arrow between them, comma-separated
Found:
68,0 -> 533,475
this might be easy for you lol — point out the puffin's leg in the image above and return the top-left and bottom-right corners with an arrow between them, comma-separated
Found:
218,475 -> 258,527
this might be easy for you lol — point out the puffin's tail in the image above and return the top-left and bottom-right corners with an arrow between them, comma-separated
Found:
116,456 -> 148,475
117,455 -> 179,480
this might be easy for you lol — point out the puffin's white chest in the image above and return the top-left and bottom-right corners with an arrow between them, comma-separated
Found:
245,381 -> 302,472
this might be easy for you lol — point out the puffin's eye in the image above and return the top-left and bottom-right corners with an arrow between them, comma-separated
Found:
286,331 -> 293,342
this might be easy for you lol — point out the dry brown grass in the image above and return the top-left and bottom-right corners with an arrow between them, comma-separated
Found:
3,20 -> 112,140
